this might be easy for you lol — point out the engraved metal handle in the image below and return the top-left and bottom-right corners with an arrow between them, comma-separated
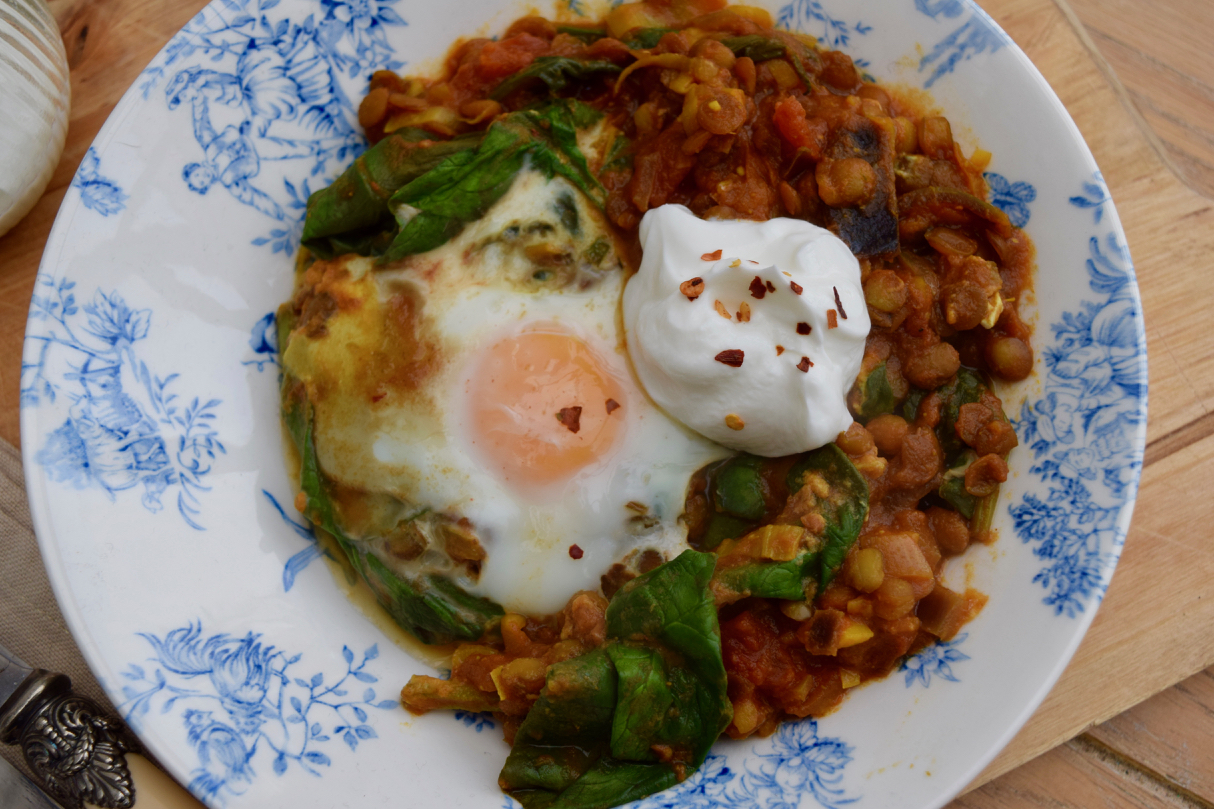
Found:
0,671 -> 202,809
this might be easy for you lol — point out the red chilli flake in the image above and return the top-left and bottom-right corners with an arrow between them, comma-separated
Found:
679,277 -> 705,301
715,349 -> 745,367
568,544 -> 584,559
833,286 -> 848,319
789,280 -> 803,295
796,322 -> 811,335
556,406 -> 583,433
605,398 -> 620,415
827,310 -> 839,329
797,356 -> 813,372
701,249 -> 723,261
748,276 -> 767,299
775,345 -> 785,355
765,280 -> 775,293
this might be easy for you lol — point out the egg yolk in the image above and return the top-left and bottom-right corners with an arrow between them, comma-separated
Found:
466,329 -> 625,487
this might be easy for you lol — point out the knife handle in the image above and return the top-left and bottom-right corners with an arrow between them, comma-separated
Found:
0,671 -> 203,809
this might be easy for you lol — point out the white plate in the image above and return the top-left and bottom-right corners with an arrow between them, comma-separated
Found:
21,0 -> 1148,807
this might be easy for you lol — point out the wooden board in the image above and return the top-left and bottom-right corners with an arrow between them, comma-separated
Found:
1,0 -> 1213,801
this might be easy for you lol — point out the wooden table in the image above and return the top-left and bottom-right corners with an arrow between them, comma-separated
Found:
3,0 -> 1213,805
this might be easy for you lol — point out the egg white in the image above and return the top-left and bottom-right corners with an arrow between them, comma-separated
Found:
291,170 -> 728,615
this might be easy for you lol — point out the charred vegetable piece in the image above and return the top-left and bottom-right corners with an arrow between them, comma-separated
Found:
898,186 -> 1013,241
785,443 -> 869,586
491,56 -> 623,101
500,550 -> 731,809
280,372 -> 503,644
301,130 -> 483,259
850,361 -> 902,422
824,115 -> 899,257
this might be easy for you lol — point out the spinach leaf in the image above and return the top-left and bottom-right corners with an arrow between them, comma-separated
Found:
623,27 -> 678,49
938,450 -> 977,519
606,550 -> 728,702
501,551 -> 732,809
383,102 -> 606,262
602,133 -> 632,172
785,444 -> 869,586
546,760 -> 678,809
280,376 -> 503,643
501,648 -> 618,797
721,34 -> 817,88
555,25 -> 606,44
386,125 -> 531,260
851,362 -> 901,422
711,455 -> 767,520
701,512 -> 755,550
511,100 -> 606,205
710,554 -> 814,602
721,34 -> 787,62
491,56 -> 622,101
934,367 -> 987,465
301,131 -> 483,259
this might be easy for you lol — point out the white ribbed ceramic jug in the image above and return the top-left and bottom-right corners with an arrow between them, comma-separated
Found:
0,0 -> 70,237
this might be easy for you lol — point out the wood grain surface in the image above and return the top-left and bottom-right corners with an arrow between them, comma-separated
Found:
2,0 -> 1213,805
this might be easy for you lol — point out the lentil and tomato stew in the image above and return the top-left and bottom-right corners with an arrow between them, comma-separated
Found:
302,1 -> 1035,805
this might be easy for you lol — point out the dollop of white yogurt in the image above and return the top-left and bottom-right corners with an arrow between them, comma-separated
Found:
623,204 -> 870,457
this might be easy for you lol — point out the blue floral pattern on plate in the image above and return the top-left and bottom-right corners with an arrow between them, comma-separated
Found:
1068,171 -> 1111,223
120,623 -> 397,805
913,0 -> 1007,88
264,489 -> 330,591
23,278 -> 225,529
629,719 -> 856,809
1011,222 -> 1145,617
244,311 -> 280,371
985,171 -> 1036,228
136,0 -> 404,255
72,147 -> 128,216
777,0 -> 872,51
901,634 -> 970,687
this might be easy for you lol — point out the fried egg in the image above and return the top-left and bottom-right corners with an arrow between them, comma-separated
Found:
282,169 -> 728,615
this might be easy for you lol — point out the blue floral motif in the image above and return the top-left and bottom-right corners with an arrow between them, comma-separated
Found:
627,719 -> 855,809
454,711 -> 496,732
244,311 -> 280,371
777,1 -> 872,51
631,752 -> 735,808
1069,171 -> 1110,224
135,0 -> 404,255
263,489 -> 330,591
915,1 -> 1007,89
984,172 -> 1036,229
120,623 -> 397,805
1011,228 -> 1146,617
23,277 -> 225,529
72,147 -> 128,216
901,634 -> 970,687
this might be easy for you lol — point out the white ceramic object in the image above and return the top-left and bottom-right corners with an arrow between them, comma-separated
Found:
0,0 -> 70,236
21,1 -> 1147,808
